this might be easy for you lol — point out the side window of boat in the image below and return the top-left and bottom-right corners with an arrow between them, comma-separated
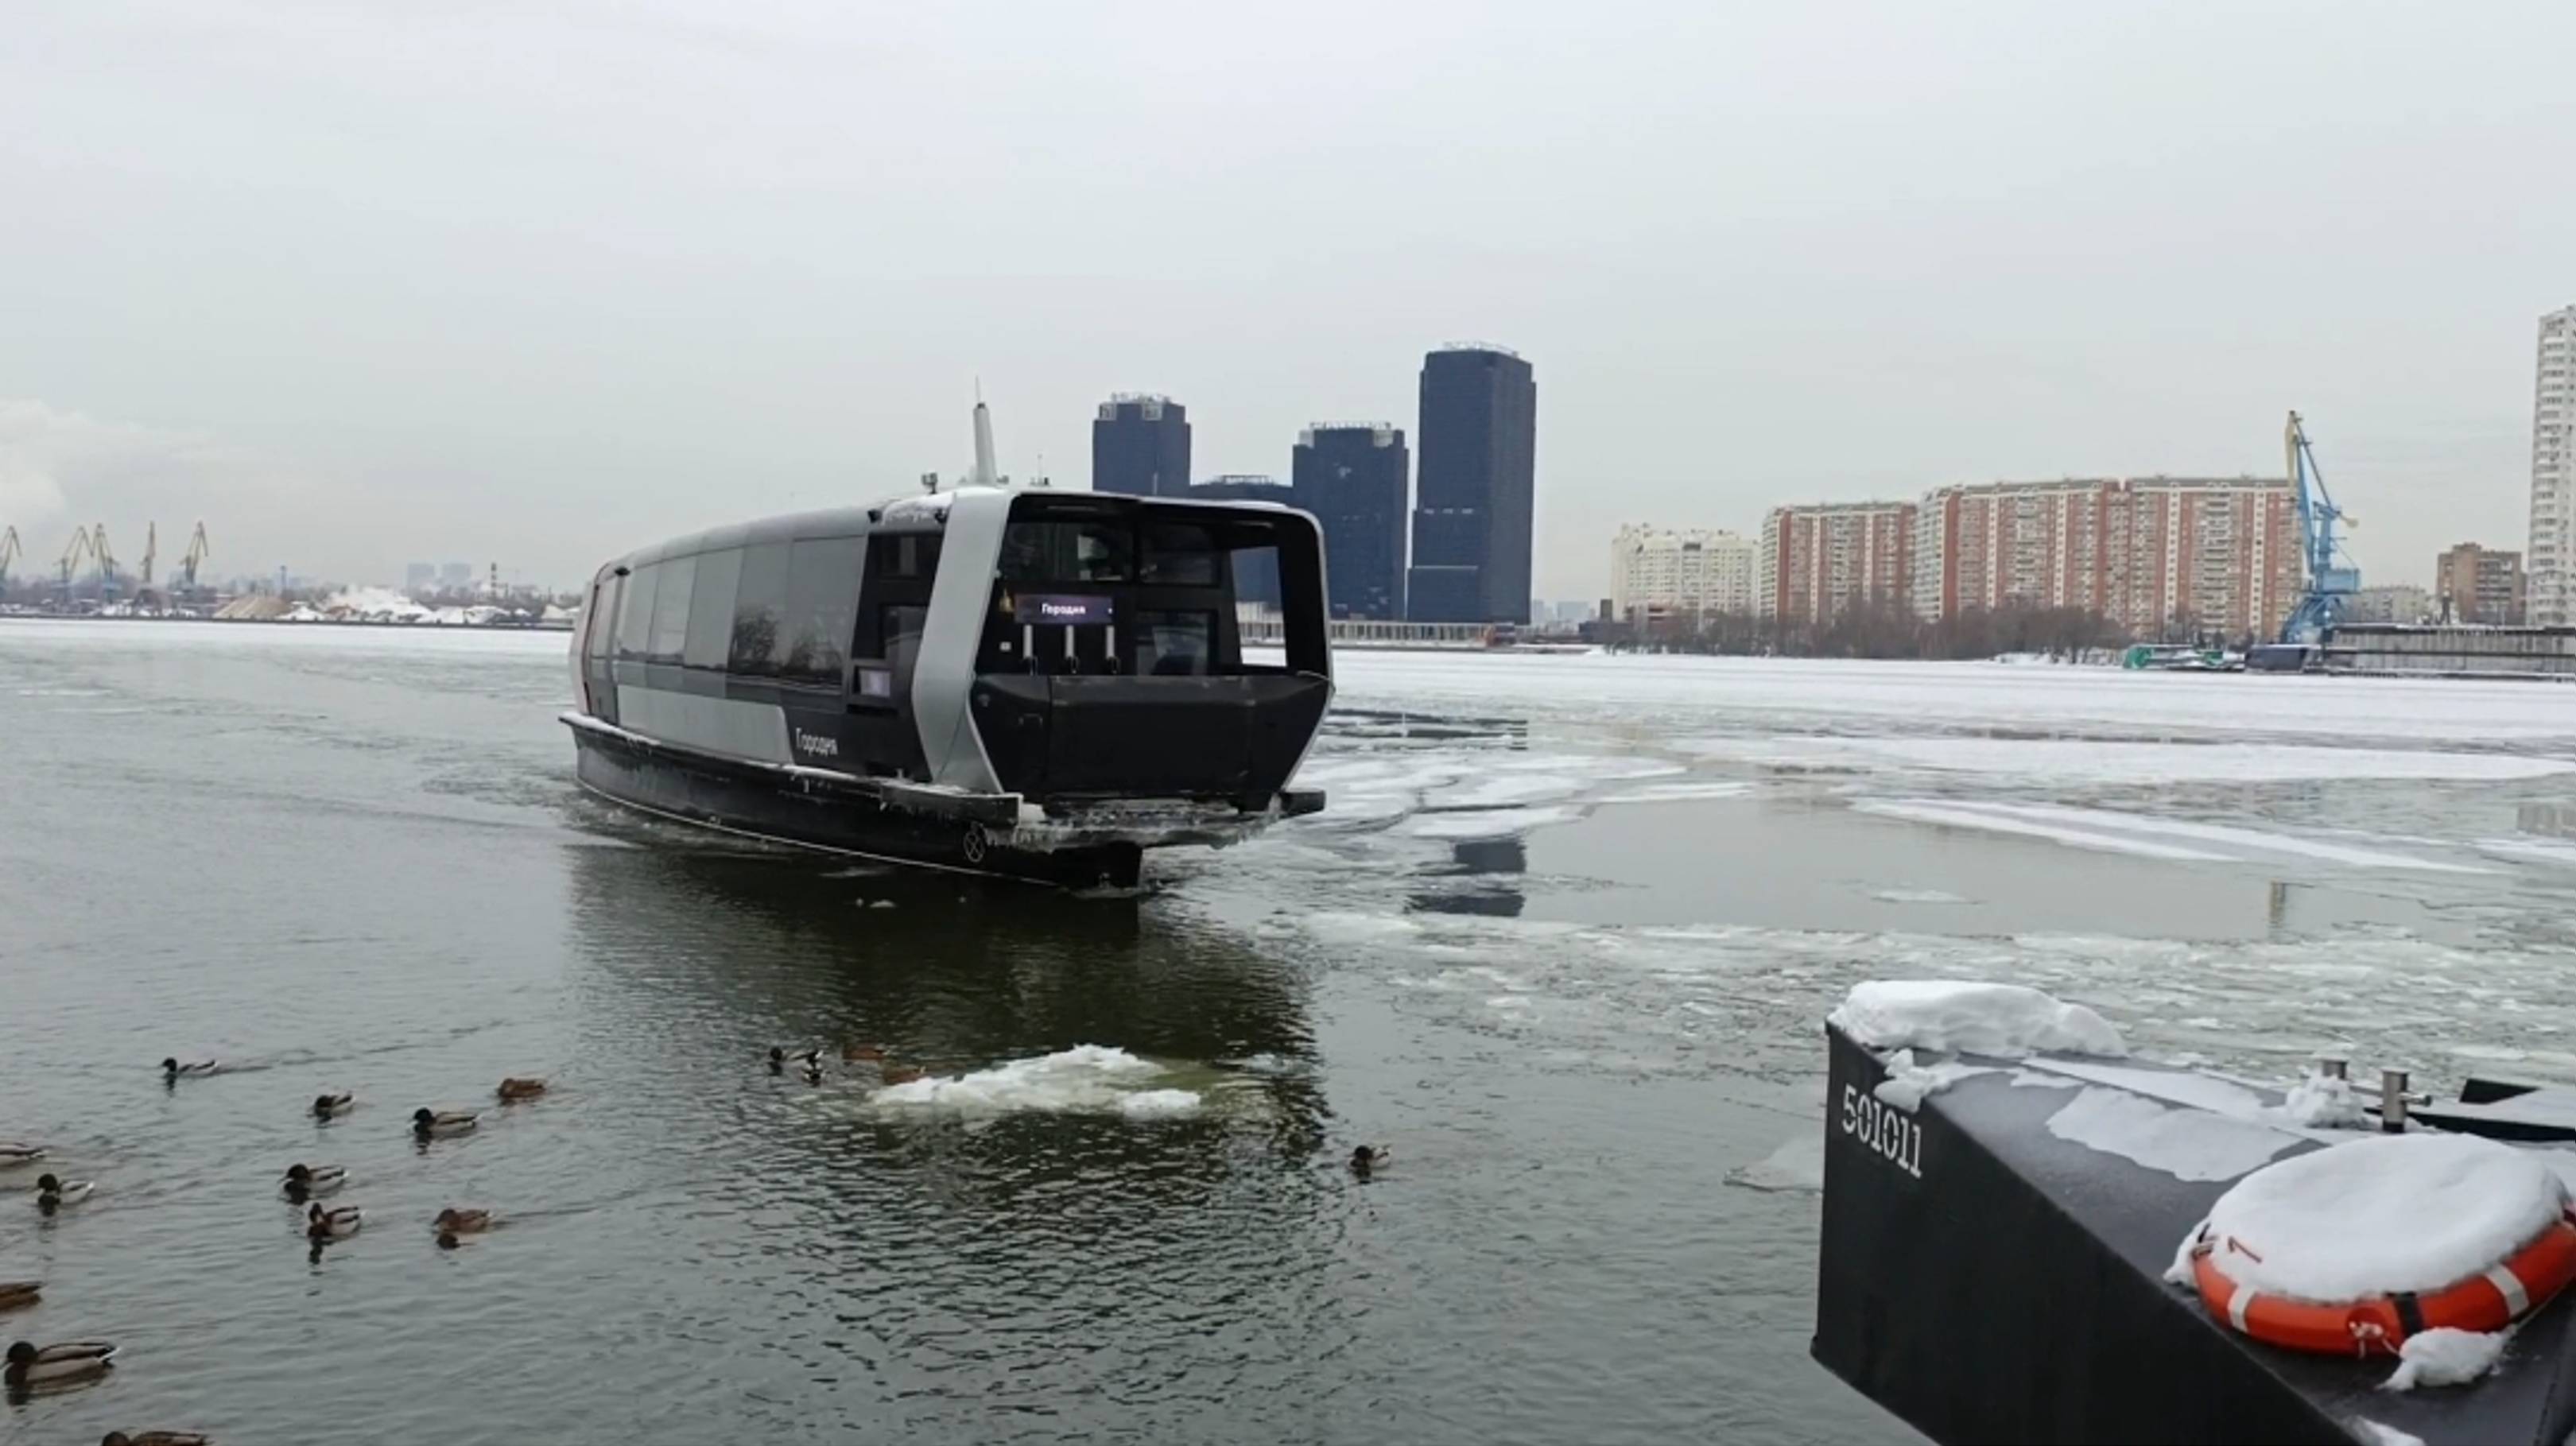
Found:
584,572 -> 617,660
646,553 -> 696,665
614,564 -> 658,661
728,541 -> 791,676
683,548 -> 743,670
779,536 -> 864,687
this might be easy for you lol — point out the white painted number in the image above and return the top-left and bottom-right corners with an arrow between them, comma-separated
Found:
1838,1082 -> 1924,1179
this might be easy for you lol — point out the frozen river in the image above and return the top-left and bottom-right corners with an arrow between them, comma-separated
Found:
4,622 -> 2572,1444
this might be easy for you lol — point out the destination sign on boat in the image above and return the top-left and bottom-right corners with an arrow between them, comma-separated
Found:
1014,594 -> 1113,626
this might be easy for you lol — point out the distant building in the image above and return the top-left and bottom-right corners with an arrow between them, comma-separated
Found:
1185,474 -> 1296,610
2434,542 -> 2526,624
2530,306 -> 2574,626
404,562 -> 436,596
438,562 -> 473,590
1293,423 -> 1410,621
1759,502 -> 1914,626
1609,525 -> 1755,629
2344,583 -> 2433,625
1092,393 -> 1191,498
1911,476 -> 2299,639
1409,345 -> 1536,624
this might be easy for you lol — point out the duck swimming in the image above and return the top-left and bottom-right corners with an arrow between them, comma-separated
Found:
4,1340 -> 117,1386
411,1109 -> 478,1139
103,1432 -> 215,1445
880,1064 -> 925,1085
495,1077 -> 547,1103
433,1207 -> 491,1235
35,1175 -> 93,1212
0,1145 -> 43,1170
281,1164 -> 346,1198
767,1047 -> 786,1076
311,1092 -> 354,1120
306,1204 -> 362,1240
0,1282 -> 39,1312
1348,1145 -> 1389,1177
160,1059 -> 218,1080
844,1042 -> 886,1064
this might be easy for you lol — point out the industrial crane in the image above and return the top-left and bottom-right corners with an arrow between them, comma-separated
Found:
2278,411 -> 2361,644
58,526 -> 94,605
180,522 -> 209,591
91,524 -> 118,603
141,521 -> 157,590
0,525 -> 18,595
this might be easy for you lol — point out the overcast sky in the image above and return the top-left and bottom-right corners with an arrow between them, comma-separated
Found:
4,1 -> 2573,597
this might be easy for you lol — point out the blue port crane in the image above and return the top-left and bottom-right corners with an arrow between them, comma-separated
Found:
2279,410 -> 2360,644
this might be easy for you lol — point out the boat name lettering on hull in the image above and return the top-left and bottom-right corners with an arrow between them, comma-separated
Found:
794,728 -> 840,759
1840,1082 -> 1925,1179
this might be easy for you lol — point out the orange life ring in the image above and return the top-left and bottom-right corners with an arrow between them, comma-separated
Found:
2190,1207 -> 2576,1355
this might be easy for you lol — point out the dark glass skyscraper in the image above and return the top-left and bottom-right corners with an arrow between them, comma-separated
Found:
1092,393 -> 1191,497
1291,423 -> 1410,621
1408,346 -> 1535,623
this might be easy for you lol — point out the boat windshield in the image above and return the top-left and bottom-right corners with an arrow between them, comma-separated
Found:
980,502 -> 1294,678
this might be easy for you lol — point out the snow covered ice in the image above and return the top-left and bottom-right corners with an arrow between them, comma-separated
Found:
2382,1327 -> 2509,1392
1830,980 -> 2126,1058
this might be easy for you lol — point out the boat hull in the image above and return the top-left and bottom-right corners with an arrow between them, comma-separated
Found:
572,721 -> 1146,889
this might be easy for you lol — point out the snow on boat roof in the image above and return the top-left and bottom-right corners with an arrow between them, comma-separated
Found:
1828,979 -> 2126,1058
2202,1133 -> 2568,1301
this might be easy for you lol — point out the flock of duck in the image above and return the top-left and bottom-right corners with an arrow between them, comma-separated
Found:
7,1045 -> 1391,1440
2,1059 -> 553,1441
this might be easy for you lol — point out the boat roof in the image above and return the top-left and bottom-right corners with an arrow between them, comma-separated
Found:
612,487 -> 1310,572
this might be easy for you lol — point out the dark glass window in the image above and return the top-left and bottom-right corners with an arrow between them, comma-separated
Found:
883,603 -> 929,679
1140,522 -> 1220,585
728,541 -> 791,675
873,533 -> 941,580
1139,611 -> 1214,676
614,564 -> 658,661
584,576 -> 616,660
683,549 -> 743,669
646,553 -> 696,664
999,520 -> 1130,583
779,536 -> 864,686
1228,543 -> 1283,611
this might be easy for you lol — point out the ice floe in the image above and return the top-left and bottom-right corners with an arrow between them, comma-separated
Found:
869,1045 -> 1204,1119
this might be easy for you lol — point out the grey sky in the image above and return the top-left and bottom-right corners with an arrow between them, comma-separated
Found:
4,1 -> 2572,598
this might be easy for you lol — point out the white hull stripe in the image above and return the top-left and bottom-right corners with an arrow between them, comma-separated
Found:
2487,1264 -> 2531,1317
2227,1285 -> 2253,1333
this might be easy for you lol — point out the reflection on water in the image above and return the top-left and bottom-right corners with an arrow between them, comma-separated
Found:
1410,838 -> 1529,917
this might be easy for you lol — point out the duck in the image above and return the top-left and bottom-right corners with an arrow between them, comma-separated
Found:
35,1174 -> 94,1212
160,1058 -> 218,1080
0,1282 -> 39,1312
103,1433 -> 215,1445
843,1042 -> 886,1064
800,1062 -> 824,1086
306,1204 -> 362,1241
310,1092 -> 354,1120
4,1340 -> 118,1386
433,1207 -> 491,1235
0,1144 -> 43,1170
766,1047 -> 787,1076
1348,1145 -> 1390,1177
880,1064 -> 925,1085
411,1108 -> 477,1139
281,1164 -> 346,1199
495,1077 -> 547,1103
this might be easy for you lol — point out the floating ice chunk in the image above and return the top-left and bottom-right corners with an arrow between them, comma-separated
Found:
2044,1087 -> 2301,1181
1914,801 -> 2490,874
1830,980 -> 2127,1058
1592,781 -> 1753,805
1871,887 -> 1971,905
1116,1089 -> 1205,1120
1401,806 -> 1581,839
2347,1419 -> 2427,1446
1852,799 -> 2234,863
871,1045 -> 1181,1118
1872,1049 -> 1996,1112
2382,1327 -> 2508,1392
2198,1134 -> 2567,1302
1727,1133 -> 1826,1193
1427,773 -> 1585,808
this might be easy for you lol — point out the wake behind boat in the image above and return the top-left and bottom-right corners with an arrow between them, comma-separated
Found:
565,447 -> 1333,887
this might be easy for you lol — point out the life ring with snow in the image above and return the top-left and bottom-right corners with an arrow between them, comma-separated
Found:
2189,1206 -> 2576,1355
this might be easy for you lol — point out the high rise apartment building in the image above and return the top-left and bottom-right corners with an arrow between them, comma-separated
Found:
1292,423 -> 1410,621
1409,346 -> 1536,623
2434,542 -> 2526,625
1608,525 -> 1755,625
2530,307 -> 2574,626
1092,393 -> 1192,498
1759,502 -> 1914,626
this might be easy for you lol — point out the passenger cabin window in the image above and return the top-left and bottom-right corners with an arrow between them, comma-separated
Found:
728,541 -> 791,675
999,521 -> 1130,584
584,572 -> 616,660
853,532 -> 941,704
683,548 -> 743,669
979,506 -> 1278,678
778,537 -> 864,688
1139,611 -> 1214,676
614,564 -> 658,661
646,553 -> 696,665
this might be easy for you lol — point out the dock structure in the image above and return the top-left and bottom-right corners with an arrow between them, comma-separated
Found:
2329,624 -> 2576,680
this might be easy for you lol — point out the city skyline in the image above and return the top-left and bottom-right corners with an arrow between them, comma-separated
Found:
3,5 -> 2574,597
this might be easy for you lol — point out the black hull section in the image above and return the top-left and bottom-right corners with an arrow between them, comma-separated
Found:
1812,1025 -> 2576,1445
573,727 -> 1143,890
